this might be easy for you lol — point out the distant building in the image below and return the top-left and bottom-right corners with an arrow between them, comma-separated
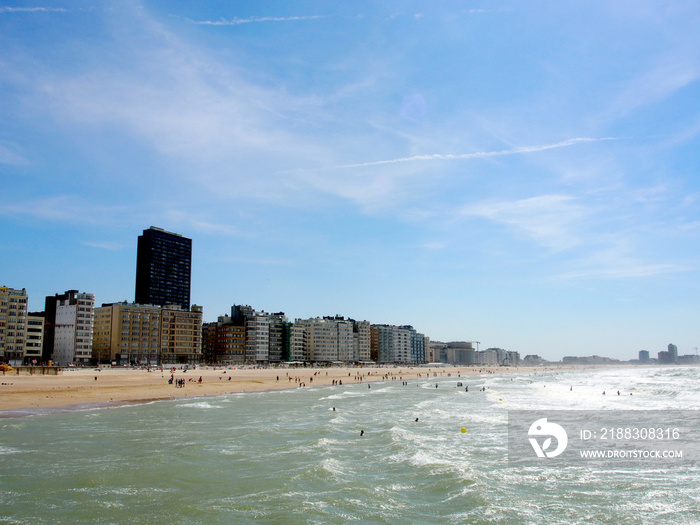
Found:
303,318 -> 339,362
160,305 -> 203,365
23,313 -> 45,365
290,322 -> 306,362
443,342 -> 475,365
639,350 -> 650,363
475,349 -> 498,366
668,344 -> 678,364
354,320 -> 371,362
562,355 -> 620,365
290,316 -> 374,364
93,301 -> 202,365
135,227 -> 192,311
427,341 -> 446,363
44,290 -> 94,365
369,324 -> 426,364
93,302 -> 162,365
401,325 -> 426,364
202,314 -> 246,365
336,318 -> 354,362
677,354 -> 700,365
0,286 -> 28,365
245,311 -> 270,363
657,351 -> 672,364
523,355 -> 544,365
268,313 -> 289,363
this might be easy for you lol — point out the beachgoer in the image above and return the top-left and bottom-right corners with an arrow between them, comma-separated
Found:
360,430 -> 364,437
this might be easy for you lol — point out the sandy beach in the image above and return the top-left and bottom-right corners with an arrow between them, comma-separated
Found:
0,365 -> 537,412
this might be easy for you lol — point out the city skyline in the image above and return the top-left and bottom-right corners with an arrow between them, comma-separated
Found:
2,2 -> 699,361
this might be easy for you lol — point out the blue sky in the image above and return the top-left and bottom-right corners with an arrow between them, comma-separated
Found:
1,1 -> 699,361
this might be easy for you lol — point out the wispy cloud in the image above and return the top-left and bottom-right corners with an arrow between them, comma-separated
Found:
184,15 -> 323,26
332,137 -> 619,169
0,195 -> 127,225
460,194 -> 586,250
0,6 -> 66,13
83,241 -> 125,251
557,263 -> 688,280
0,140 -> 29,165
599,59 -> 700,123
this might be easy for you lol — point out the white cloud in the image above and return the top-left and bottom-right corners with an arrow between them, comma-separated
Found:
83,241 -> 125,251
0,6 -> 66,13
0,140 -> 29,165
16,8 -> 331,201
332,137 -> 619,169
460,194 -> 586,250
183,15 -> 323,26
599,59 -> 700,123
0,195 -> 123,223
557,263 -> 688,280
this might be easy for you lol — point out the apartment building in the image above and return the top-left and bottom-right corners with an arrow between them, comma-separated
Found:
44,290 -> 94,366
0,286 -> 28,365
23,313 -> 44,364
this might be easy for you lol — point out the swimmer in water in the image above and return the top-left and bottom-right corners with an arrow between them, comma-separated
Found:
360,430 -> 364,437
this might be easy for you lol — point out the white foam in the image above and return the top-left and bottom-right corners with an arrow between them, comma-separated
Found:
175,401 -> 222,409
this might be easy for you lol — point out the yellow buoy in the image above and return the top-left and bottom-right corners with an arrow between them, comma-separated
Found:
461,427 -> 467,433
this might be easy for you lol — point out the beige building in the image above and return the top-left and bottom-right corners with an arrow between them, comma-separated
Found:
93,302 -> 162,365
160,304 -> 203,365
303,318 -> 338,362
354,320 -> 371,362
0,286 -> 28,365
93,302 -> 202,365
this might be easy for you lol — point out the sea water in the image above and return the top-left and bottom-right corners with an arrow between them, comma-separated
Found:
1,366 -> 699,524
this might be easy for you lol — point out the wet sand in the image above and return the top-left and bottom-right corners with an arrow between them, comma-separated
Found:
0,365 -> 539,412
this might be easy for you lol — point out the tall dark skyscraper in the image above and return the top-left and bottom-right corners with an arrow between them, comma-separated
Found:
135,227 -> 192,310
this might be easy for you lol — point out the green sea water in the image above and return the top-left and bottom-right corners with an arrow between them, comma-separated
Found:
1,366 -> 699,524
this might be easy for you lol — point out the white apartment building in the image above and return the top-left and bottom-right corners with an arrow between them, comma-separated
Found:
0,286 -> 28,365
52,291 -> 94,365
290,321 -> 307,362
337,320 -> 354,362
23,313 -> 44,364
245,312 -> 269,363
303,318 -> 338,362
